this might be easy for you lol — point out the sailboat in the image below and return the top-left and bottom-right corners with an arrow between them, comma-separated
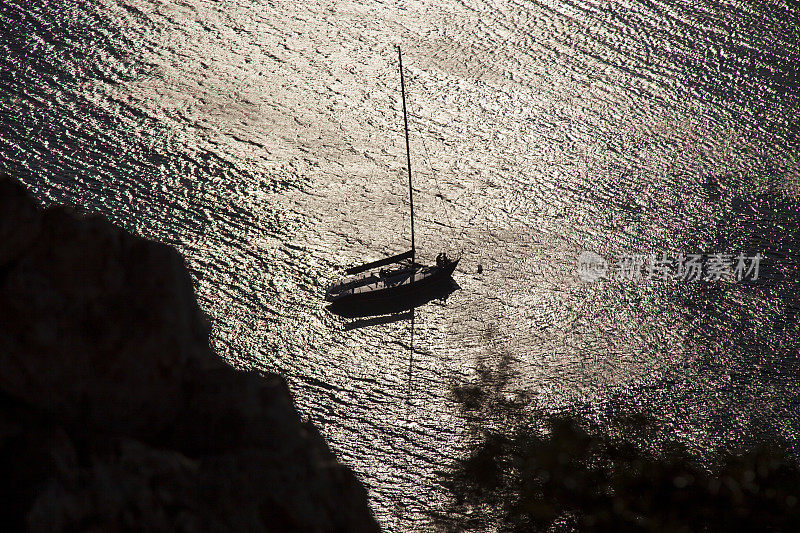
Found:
325,47 -> 459,307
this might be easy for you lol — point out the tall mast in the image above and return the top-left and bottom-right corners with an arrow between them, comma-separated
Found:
398,46 -> 415,265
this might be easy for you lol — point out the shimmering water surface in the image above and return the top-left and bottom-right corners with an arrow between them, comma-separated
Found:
2,0 -> 799,529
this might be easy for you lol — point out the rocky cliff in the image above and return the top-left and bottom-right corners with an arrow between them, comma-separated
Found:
0,174 -> 379,531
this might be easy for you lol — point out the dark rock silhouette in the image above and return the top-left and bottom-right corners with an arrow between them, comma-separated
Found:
0,174 -> 379,531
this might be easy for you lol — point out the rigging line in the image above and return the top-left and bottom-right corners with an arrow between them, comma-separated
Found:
452,187 -> 491,245
418,132 -> 459,247
399,63 -> 460,251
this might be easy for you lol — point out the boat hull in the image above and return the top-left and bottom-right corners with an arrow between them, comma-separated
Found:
326,259 -> 458,308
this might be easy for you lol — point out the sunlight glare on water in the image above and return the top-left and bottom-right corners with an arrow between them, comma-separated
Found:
1,0 -> 799,529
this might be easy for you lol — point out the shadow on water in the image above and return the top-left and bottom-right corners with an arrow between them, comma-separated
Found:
342,310 -> 415,331
434,348 -> 800,532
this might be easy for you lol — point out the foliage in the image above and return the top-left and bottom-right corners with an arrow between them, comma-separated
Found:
439,360 -> 800,532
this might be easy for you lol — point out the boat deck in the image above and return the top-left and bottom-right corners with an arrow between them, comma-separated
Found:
326,264 -> 437,301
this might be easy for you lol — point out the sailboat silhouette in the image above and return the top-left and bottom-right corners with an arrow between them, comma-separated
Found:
325,47 -> 459,312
